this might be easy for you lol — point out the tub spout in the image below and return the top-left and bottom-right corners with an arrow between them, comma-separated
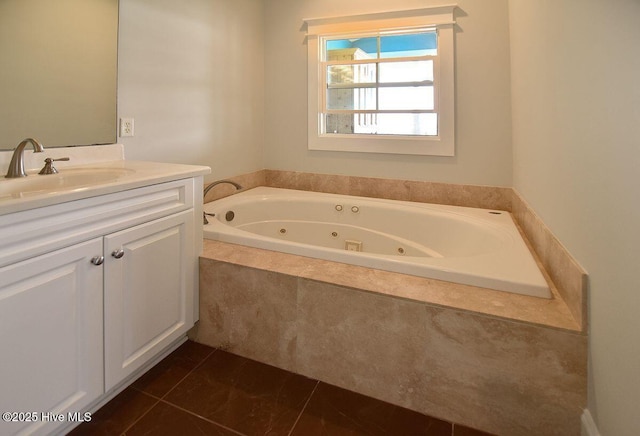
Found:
203,179 -> 243,224
204,179 -> 243,198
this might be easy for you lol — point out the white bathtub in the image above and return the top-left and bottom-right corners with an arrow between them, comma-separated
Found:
203,187 -> 551,298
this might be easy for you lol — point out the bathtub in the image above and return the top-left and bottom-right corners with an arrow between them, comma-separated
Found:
203,187 -> 551,298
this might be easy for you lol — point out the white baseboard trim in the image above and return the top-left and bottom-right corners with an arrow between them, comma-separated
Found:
581,409 -> 601,436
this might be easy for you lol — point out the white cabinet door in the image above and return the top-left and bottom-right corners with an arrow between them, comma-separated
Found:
0,238 -> 104,436
104,210 -> 195,391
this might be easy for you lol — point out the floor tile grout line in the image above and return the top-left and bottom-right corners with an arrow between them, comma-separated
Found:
156,398 -> 248,436
158,347 -> 218,401
130,346 -> 247,435
128,347 -> 217,401
154,346 -> 320,436
286,380 -> 320,436
117,346 -> 218,435
117,393 -> 161,436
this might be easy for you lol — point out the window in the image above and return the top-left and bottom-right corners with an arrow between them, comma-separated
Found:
305,7 -> 456,156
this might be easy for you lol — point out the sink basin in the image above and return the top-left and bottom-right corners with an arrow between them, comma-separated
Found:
0,167 -> 135,199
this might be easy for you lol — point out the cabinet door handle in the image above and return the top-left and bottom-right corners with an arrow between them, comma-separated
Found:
111,249 -> 125,259
90,256 -> 105,266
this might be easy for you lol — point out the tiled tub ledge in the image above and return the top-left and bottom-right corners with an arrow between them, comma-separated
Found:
194,239 -> 587,436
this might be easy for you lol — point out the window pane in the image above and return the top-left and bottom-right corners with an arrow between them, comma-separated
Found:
325,114 -> 355,134
326,39 -> 353,51
375,113 -> 438,136
327,88 -> 376,110
380,32 -> 437,58
325,113 -> 438,136
326,37 -> 378,59
379,60 -> 433,83
327,64 -> 376,85
379,87 -> 434,110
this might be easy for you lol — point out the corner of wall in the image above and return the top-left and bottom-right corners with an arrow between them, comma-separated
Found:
581,409 -> 601,436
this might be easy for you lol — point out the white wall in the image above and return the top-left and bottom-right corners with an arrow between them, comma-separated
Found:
263,0 -> 513,186
509,1 -> 640,435
117,0 -> 264,181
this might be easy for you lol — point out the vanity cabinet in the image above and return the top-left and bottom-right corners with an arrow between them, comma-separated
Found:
104,210 -> 194,390
0,176 -> 202,436
0,238 -> 104,436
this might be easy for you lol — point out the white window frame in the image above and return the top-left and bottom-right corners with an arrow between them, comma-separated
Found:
305,6 -> 456,156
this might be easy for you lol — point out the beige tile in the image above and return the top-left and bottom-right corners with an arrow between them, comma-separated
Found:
264,170 -> 311,191
545,235 -> 588,328
264,170 -> 511,211
202,240 -> 582,332
195,260 -> 298,371
202,240 -> 313,277
408,181 -> 512,211
308,172 -> 352,195
511,191 -> 587,329
417,305 -> 587,436
348,176 -> 411,200
294,279 -> 586,435
295,279 -> 429,410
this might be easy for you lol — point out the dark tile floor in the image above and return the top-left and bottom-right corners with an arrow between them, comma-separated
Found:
69,341 -> 493,436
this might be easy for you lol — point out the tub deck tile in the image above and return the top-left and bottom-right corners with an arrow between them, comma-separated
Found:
201,239 -> 582,333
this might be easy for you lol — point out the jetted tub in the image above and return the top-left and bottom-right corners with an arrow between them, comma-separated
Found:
203,187 -> 551,298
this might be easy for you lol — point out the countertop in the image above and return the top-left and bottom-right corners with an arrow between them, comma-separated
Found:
0,160 -> 211,215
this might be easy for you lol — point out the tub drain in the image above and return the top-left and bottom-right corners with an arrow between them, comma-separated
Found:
397,247 -> 405,254
331,231 -> 338,238
279,228 -> 287,234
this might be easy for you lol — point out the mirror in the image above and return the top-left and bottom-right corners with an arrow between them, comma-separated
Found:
0,0 -> 118,150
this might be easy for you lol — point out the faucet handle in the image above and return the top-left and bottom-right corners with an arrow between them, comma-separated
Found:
38,157 -> 70,175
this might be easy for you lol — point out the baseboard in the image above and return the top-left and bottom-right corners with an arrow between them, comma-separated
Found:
581,409 -> 601,436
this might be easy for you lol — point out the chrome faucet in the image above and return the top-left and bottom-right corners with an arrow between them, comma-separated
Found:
5,138 -> 45,178
203,179 -> 243,224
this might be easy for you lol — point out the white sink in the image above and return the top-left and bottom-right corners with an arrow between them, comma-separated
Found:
0,167 -> 135,199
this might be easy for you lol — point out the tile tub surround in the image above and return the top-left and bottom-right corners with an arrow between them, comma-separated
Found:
203,169 -> 511,210
264,170 -> 513,211
194,240 -> 587,436
205,169 -> 587,331
512,190 -> 588,330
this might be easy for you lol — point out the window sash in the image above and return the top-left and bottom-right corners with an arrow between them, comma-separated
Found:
321,40 -> 439,131
325,109 -> 436,114
327,81 -> 433,90
322,54 -> 436,66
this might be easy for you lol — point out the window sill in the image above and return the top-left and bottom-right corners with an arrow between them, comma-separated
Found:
308,133 -> 454,156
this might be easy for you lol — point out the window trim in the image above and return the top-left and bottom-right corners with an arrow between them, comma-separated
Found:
305,6 -> 456,156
